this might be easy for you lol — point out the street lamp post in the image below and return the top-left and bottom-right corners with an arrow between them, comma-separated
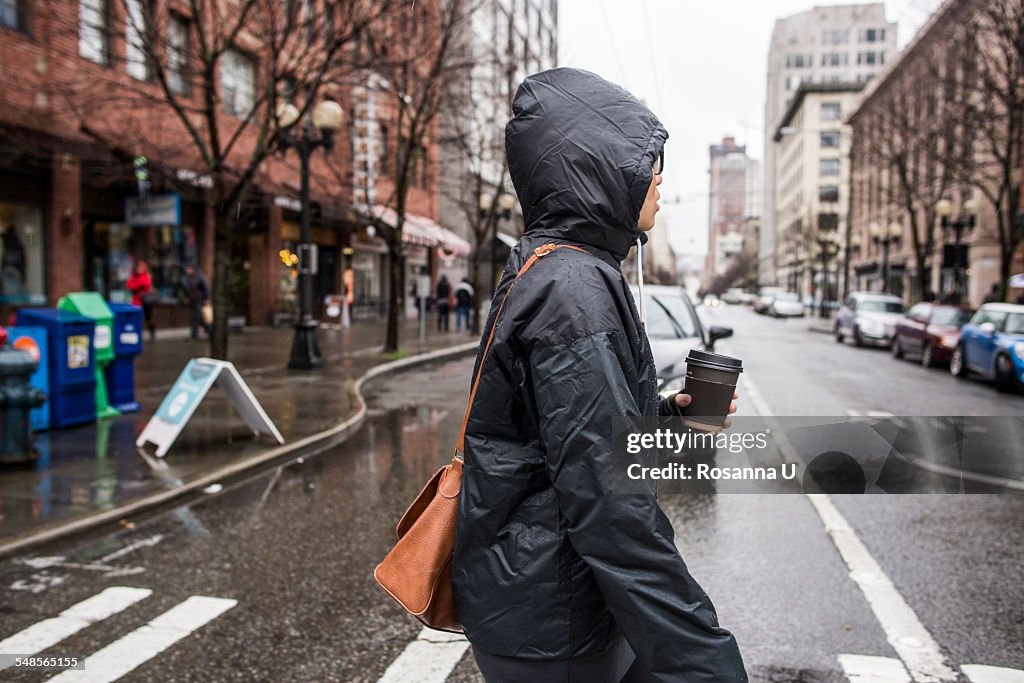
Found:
815,232 -> 841,318
870,220 -> 903,294
934,198 -> 978,301
276,100 -> 344,370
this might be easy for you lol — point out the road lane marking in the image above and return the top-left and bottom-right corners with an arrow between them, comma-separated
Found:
0,587 -> 152,670
100,535 -> 164,563
742,373 -> 958,683
376,627 -> 469,683
47,595 -> 237,683
839,654 -> 911,682
962,665 -> 1024,683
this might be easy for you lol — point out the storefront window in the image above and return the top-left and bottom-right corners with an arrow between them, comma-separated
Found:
101,222 -> 198,302
0,202 -> 46,305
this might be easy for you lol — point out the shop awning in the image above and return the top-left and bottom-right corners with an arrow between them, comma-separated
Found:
496,231 -> 519,249
368,205 -> 471,256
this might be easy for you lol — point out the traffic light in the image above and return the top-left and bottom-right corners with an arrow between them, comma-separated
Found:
134,155 -> 150,202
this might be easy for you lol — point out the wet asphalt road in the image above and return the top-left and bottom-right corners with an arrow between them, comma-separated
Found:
0,304 -> 1021,682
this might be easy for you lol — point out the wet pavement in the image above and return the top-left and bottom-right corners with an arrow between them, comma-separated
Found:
0,321 -> 478,550
0,341 -> 1020,682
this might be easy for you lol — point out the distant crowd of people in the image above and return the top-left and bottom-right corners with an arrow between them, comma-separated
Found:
414,273 -> 478,333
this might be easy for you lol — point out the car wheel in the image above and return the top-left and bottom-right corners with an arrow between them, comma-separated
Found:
950,344 -> 969,378
834,323 -> 844,343
920,342 -> 934,368
994,354 -> 1019,393
853,326 -> 864,348
891,336 -> 904,359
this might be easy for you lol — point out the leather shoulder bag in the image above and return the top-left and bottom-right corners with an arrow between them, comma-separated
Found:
374,243 -> 588,632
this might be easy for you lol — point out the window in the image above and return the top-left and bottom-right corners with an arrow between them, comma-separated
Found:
418,145 -> 428,189
1,0 -> 26,31
168,15 -> 190,95
125,0 -> 147,80
820,131 -> 840,148
860,27 -> 886,43
821,52 -> 847,67
221,49 -> 255,116
822,29 -> 847,45
79,0 -> 109,64
818,212 -> 839,230
819,185 -> 839,202
820,158 -> 840,176
785,53 -> 812,68
857,51 -> 879,66
820,102 -> 841,120
379,125 -> 389,175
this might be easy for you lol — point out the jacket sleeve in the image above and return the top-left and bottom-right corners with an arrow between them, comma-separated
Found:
529,331 -> 747,682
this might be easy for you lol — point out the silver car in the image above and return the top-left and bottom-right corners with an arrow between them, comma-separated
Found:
834,291 -> 906,347
630,285 -> 733,395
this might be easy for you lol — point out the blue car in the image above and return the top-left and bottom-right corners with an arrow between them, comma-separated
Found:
950,303 -> 1024,393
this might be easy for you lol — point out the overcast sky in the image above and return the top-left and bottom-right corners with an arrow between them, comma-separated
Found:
556,0 -> 944,259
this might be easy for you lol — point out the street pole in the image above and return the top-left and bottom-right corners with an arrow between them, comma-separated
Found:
289,132 -> 323,370
819,248 -> 827,319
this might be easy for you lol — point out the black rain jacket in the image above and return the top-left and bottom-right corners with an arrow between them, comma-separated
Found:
452,68 -> 747,682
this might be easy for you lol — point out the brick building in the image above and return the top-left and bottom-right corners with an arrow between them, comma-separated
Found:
0,0 -> 467,327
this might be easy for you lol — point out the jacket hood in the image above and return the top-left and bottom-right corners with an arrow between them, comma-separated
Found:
505,68 -> 669,263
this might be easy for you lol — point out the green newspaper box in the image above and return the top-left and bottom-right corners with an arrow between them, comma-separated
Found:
58,292 -> 120,419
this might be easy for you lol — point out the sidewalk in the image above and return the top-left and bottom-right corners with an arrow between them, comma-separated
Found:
0,319 -> 480,556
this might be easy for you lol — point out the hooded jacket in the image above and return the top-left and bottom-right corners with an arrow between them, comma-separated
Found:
452,68 -> 747,682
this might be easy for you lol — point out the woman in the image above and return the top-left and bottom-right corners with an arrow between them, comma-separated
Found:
453,68 -> 747,682
126,260 -> 156,342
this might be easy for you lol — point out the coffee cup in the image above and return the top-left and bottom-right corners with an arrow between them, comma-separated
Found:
679,349 -> 743,432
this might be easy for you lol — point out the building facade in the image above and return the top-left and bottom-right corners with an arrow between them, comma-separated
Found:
847,0 -> 1024,307
774,83 -> 862,304
706,137 -> 757,281
762,3 -> 896,287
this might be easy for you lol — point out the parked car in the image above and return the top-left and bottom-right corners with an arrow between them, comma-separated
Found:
834,292 -> 906,347
892,303 -> 972,367
753,286 -> 786,315
721,288 -> 745,305
768,292 -> 805,318
630,285 -> 733,396
950,303 -> 1024,393
738,291 -> 759,306
702,294 -> 721,307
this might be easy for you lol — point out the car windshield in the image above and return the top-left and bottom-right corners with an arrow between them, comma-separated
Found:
859,300 -> 904,313
1005,313 -> 1024,334
775,293 -> 799,302
931,308 -> 971,326
642,292 -> 699,339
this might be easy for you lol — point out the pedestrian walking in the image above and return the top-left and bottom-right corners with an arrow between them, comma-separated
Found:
182,264 -> 212,339
983,283 -> 999,303
126,260 -> 157,342
453,68 -> 747,682
454,277 -> 475,331
435,274 -> 451,332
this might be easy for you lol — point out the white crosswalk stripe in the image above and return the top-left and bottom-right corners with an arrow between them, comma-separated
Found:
0,587 -> 152,670
839,654 -> 911,682
376,627 -> 469,683
45,595 -> 237,683
961,665 -> 1024,683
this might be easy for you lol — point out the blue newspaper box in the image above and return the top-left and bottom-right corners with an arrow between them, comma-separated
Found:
6,326 -> 51,431
15,309 -> 96,428
106,303 -> 144,412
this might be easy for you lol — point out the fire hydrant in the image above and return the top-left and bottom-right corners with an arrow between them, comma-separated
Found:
0,328 -> 47,465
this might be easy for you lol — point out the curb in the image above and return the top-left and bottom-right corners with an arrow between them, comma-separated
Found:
0,341 -> 479,560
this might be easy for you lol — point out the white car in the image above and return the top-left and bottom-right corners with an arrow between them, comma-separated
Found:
834,292 -> 906,347
768,292 -> 805,317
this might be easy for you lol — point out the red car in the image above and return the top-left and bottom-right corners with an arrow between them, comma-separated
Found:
891,303 -> 973,367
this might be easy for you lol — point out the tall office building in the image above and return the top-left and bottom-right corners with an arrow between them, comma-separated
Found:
761,3 -> 896,286
707,137 -> 758,279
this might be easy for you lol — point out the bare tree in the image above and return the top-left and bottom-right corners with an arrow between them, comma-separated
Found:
361,0 -> 475,352
60,0 -> 386,358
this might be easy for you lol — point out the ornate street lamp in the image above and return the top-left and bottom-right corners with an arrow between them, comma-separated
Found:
276,99 -> 344,370
934,198 -> 978,300
815,231 -> 841,318
870,220 -> 903,293
480,191 -> 516,297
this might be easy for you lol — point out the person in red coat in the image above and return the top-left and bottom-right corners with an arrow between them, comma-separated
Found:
126,260 -> 156,342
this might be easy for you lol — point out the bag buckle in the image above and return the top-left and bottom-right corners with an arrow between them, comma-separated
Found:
534,244 -> 558,257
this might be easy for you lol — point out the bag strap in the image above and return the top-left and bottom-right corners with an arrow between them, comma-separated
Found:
454,243 -> 589,458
